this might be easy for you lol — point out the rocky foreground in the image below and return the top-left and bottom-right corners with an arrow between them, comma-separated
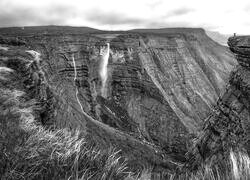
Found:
0,26 -> 245,179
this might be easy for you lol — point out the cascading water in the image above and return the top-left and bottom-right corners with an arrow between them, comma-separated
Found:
72,55 -> 85,114
99,43 -> 110,97
71,55 -> 96,125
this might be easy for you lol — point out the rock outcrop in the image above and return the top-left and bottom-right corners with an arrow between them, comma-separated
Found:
0,27 -> 237,177
177,36 -> 250,179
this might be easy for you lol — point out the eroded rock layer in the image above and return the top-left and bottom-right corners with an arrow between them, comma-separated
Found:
0,27 -> 237,175
179,36 -> 250,178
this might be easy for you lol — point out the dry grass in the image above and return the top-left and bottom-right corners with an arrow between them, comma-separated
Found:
0,68 -> 132,180
1,52 -> 249,180
171,149 -> 250,180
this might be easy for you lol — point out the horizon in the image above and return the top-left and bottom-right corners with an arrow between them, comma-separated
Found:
0,0 -> 249,35
0,25 -> 234,36
0,25 -> 210,31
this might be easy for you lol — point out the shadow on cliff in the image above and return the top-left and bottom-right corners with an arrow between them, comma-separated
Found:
0,27 -> 249,180
0,42 -> 139,179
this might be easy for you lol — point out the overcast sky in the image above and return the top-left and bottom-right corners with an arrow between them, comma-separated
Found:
0,0 -> 249,35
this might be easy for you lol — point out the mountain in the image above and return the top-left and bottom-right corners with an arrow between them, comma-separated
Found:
0,26 -> 238,179
0,25 -> 102,35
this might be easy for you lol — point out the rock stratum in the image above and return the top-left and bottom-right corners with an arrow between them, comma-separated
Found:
0,26 -> 239,179
175,36 -> 250,179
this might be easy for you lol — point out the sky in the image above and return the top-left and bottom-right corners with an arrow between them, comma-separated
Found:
0,0 -> 250,35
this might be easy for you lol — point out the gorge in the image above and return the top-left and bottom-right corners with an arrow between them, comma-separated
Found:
0,26 -> 249,180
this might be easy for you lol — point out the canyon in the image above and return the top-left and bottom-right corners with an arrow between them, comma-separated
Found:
1,26 -> 248,179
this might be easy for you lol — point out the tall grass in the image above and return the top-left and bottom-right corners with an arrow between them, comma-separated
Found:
1,48 -> 249,180
170,149 -> 250,180
0,69 -> 132,180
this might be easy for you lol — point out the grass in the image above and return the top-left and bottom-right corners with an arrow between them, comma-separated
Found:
0,66 -> 133,180
1,43 -> 250,180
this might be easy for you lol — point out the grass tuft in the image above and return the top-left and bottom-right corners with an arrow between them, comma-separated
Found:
0,84 -> 132,180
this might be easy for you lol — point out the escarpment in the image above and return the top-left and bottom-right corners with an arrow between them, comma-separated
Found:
0,27 -> 237,177
0,34 -> 179,176
176,36 -> 250,179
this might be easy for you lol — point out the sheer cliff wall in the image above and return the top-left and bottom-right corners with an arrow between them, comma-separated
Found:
0,27 -> 236,174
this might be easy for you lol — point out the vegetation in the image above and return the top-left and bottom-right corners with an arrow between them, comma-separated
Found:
0,36 -> 249,180
0,67 -> 133,180
172,150 -> 250,180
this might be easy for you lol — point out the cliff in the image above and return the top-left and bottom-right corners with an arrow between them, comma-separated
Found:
0,26 -> 237,178
176,36 -> 250,179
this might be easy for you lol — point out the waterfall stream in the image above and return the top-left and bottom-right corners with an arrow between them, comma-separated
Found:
71,55 -> 96,124
72,55 -> 84,114
100,43 -> 110,97
71,43 -> 110,117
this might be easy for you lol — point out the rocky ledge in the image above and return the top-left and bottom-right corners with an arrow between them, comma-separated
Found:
228,36 -> 250,68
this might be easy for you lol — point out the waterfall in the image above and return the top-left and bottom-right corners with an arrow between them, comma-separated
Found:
71,55 -> 91,122
100,43 -> 110,97
72,55 -> 84,112
71,55 -> 104,126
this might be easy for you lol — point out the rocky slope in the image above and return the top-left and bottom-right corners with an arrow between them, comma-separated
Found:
0,26 -> 237,177
175,36 -> 250,179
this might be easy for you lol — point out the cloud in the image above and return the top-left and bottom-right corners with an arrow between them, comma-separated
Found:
0,8 -> 43,27
0,0 -> 249,34
244,4 -> 250,12
0,2 -> 76,27
84,6 -> 194,28
145,21 -> 191,29
146,0 -> 163,9
167,7 -> 194,17
85,10 -> 144,26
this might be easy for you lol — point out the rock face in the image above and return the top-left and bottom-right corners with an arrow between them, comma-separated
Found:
0,27 -> 237,175
178,36 -> 250,179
